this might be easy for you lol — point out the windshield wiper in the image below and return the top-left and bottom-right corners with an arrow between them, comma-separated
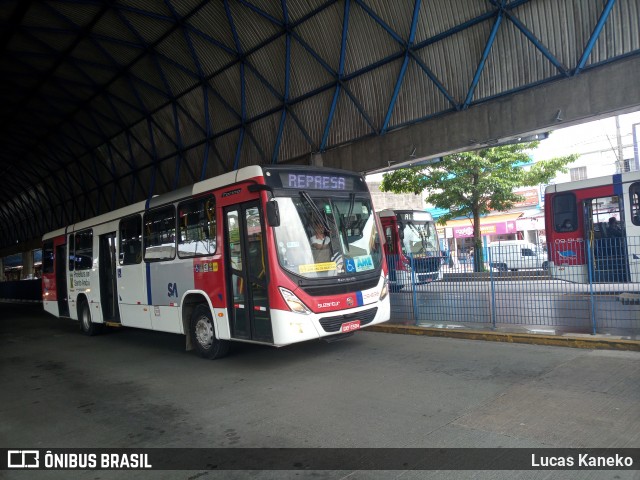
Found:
346,193 -> 355,226
299,191 -> 330,231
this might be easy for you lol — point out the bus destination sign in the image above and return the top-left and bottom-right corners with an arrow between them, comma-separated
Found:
278,172 -> 354,191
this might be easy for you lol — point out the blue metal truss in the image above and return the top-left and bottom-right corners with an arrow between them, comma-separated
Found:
124,130 -> 145,203
464,5 -> 504,109
201,85 -> 212,180
575,0 -> 617,75
146,117 -> 159,201
381,0 -> 421,134
104,142 -> 124,211
224,0 -> 247,171
171,102 -> 184,190
320,0 -> 350,151
354,0 -> 405,46
272,23 -> 289,164
504,9 -> 567,76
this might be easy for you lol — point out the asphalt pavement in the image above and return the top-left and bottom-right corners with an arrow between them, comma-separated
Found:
1,304 -> 639,480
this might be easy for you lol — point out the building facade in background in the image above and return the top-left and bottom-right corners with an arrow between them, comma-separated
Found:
367,182 -> 425,212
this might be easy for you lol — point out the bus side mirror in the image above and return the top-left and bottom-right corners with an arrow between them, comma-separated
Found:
266,201 -> 280,227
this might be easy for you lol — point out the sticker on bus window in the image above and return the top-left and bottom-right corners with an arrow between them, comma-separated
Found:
353,255 -> 374,272
299,262 -> 336,273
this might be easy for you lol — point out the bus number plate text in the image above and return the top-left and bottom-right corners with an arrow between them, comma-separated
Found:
341,320 -> 361,333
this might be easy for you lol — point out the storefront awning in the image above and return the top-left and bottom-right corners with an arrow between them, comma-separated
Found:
519,208 -> 544,218
443,213 -> 523,238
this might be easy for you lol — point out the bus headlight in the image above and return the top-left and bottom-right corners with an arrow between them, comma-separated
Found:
379,275 -> 389,301
279,287 -> 311,315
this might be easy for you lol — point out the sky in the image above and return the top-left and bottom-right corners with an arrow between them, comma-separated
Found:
531,110 -> 640,164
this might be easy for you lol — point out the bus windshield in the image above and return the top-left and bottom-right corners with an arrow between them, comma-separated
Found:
273,194 -> 382,279
399,219 -> 439,256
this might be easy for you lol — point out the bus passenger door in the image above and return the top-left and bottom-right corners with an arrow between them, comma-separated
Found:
99,232 -> 120,322
583,198 -> 628,282
223,202 -> 273,343
382,220 -> 402,290
55,244 -> 69,317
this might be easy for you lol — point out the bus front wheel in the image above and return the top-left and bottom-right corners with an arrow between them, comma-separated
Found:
79,301 -> 101,336
190,304 -> 230,360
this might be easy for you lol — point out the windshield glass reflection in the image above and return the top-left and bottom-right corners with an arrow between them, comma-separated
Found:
273,195 -> 382,279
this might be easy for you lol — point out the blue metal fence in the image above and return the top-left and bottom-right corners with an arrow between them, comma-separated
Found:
388,237 -> 640,336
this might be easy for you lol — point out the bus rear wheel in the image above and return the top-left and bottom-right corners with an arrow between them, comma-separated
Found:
190,304 -> 230,359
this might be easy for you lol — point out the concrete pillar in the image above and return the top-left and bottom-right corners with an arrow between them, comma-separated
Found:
22,251 -> 34,279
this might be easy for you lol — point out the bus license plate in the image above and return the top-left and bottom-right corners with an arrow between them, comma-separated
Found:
341,320 -> 361,332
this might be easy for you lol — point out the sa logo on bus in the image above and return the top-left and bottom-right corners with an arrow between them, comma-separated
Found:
168,283 -> 178,297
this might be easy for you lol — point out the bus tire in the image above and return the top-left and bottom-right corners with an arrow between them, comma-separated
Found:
79,300 -> 101,336
190,304 -> 230,359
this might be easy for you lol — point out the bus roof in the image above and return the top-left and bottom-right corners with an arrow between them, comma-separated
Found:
42,165 -> 265,238
545,170 -> 640,194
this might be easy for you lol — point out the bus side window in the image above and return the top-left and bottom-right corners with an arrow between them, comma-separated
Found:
552,193 -> 577,232
630,182 -> 640,226
178,195 -> 216,258
43,241 -> 54,274
75,230 -> 93,270
119,215 -> 142,265
144,206 -> 176,261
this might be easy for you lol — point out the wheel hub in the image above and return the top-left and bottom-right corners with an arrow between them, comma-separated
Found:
195,317 -> 213,348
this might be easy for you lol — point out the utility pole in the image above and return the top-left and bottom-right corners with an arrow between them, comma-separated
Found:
616,115 -> 625,172
633,122 -> 639,171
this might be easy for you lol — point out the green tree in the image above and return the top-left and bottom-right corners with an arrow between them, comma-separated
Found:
380,142 -> 576,272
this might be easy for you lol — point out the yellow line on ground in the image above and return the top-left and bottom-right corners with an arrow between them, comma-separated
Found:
367,325 -> 640,351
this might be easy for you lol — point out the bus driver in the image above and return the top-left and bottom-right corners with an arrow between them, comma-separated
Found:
310,223 -> 330,250
310,223 -> 332,263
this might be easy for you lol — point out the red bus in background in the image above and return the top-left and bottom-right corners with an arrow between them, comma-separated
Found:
378,209 -> 442,290
544,171 -> 640,283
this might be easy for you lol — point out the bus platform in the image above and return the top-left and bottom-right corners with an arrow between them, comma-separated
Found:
369,320 -> 640,351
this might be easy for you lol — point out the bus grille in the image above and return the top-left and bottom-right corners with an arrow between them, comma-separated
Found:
319,307 -> 378,333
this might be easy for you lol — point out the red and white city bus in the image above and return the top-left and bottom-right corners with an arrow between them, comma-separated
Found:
41,165 -> 390,359
378,209 -> 442,290
544,171 -> 640,283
